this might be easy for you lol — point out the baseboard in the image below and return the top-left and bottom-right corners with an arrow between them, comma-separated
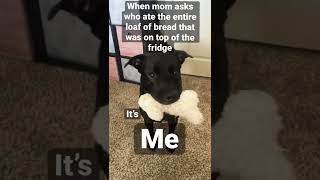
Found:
181,57 -> 211,77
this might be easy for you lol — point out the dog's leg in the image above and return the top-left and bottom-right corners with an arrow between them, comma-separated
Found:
166,114 -> 178,153
141,109 -> 156,150
167,114 -> 178,134
141,110 -> 154,135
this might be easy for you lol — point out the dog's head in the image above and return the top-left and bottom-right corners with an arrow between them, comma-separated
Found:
126,50 -> 192,105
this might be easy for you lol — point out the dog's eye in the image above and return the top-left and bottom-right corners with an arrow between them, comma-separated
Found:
173,70 -> 178,75
149,72 -> 156,78
169,66 -> 179,75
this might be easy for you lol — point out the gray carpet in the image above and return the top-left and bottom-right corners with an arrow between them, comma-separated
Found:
0,57 -> 97,179
109,76 -> 212,180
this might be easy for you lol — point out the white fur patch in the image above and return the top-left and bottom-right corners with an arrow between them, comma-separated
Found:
213,90 -> 296,180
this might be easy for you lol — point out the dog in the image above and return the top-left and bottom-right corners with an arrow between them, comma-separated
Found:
126,51 -> 192,152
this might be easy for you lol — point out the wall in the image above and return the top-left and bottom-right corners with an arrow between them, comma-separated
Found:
226,0 -> 320,51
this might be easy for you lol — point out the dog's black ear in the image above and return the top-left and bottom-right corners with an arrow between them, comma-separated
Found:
125,54 -> 145,72
175,50 -> 193,64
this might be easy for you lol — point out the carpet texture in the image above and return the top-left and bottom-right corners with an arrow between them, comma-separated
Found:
0,57 -> 98,179
0,39 -> 319,179
109,76 -> 212,180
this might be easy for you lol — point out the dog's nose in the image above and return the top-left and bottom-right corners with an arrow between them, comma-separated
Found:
166,93 -> 179,102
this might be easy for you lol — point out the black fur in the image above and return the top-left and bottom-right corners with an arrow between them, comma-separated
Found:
126,51 -> 191,152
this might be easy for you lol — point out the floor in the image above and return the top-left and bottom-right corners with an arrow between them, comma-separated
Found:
109,76 -> 212,180
0,39 -> 319,179
0,57 -> 97,179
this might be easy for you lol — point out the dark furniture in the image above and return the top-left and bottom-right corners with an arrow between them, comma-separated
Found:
212,0 -> 236,179
213,0 -> 235,123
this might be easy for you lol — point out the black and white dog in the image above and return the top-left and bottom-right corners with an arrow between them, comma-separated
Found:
125,51 -> 191,152
124,0 -> 192,152
47,0 -> 197,177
